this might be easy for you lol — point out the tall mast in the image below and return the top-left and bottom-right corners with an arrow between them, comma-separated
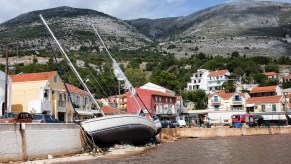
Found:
91,25 -> 143,110
40,14 -> 105,116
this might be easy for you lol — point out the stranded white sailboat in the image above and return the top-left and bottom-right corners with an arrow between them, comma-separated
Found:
40,15 -> 159,146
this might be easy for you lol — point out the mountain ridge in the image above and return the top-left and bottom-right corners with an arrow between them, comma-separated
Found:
1,2 -> 291,57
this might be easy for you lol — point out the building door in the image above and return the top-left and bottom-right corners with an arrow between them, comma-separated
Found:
2,102 -> 5,115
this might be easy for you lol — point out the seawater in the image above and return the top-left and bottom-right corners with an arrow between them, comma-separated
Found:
70,134 -> 291,164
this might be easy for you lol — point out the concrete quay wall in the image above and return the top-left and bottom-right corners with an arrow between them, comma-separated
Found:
161,127 -> 291,139
0,123 -> 83,163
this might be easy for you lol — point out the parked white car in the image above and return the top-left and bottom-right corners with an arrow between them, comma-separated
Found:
178,120 -> 187,128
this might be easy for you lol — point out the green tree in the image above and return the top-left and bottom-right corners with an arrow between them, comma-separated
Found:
150,71 -> 179,92
264,63 -> 279,72
182,90 -> 207,110
254,74 -> 267,86
222,81 -> 235,92
125,68 -> 146,87
282,81 -> 291,89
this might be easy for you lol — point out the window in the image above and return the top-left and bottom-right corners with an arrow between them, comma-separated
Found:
59,94 -> 63,101
262,105 -> 265,112
166,98 -> 168,103
53,76 -> 58,83
214,105 -> 219,111
76,95 -> 80,105
84,97 -> 88,106
159,97 -> 162,102
170,98 -> 172,103
234,95 -> 241,101
214,96 -> 218,102
272,104 -> 276,112
44,89 -> 49,101
164,104 -> 169,113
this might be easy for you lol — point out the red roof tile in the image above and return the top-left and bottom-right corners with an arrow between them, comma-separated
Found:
263,72 -> 278,76
250,86 -> 277,93
208,70 -> 229,76
10,71 -> 57,82
101,105 -> 126,115
285,74 -> 291,79
246,96 -> 282,104
66,83 -> 88,95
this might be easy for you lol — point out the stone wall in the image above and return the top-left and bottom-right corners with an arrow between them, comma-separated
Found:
0,123 -> 84,163
161,127 -> 291,140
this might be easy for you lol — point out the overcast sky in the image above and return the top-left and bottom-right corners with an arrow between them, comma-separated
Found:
1,0 -> 291,23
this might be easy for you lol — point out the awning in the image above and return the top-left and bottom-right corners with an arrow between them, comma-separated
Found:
76,109 -> 93,116
261,114 -> 286,120
246,104 -> 255,107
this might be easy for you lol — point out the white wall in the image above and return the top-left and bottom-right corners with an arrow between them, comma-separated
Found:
0,71 -> 12,115
0,123 -> 83,163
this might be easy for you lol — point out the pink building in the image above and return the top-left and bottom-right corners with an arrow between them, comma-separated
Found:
126,88 -> 176,119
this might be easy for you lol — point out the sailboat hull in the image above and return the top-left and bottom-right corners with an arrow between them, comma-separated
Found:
81,114 -> 157,146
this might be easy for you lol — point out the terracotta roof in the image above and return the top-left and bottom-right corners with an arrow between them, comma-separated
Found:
10,71 -> 57,82
66,83 -> 88,95
250,86 -> 277,93
134,88 -> 176,98
246,96 -> 282,104
285,74 -> 291,79
208,70 -> 228,76
101,105 -> 126,115
209,92 -> 245,99
263,72 -> 278,76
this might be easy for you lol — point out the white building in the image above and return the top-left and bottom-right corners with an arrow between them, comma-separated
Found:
207,70 -> 230,91
0,71 -> 12,116
187,69 -> 209,91
187,69 -> 230,92
207,91 -> 249,125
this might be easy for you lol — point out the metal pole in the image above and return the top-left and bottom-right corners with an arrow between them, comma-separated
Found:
92,24 -> 143,110
284,93 -> 288,126
4,47 -> 8,114
39,14 -> 104,116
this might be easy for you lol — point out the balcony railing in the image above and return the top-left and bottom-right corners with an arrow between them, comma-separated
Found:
211,99 -> 221,105
231,107 -> 244,111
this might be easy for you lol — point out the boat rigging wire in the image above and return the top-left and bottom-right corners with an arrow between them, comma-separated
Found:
42,20 -> 79,121
40,14 -> 105,116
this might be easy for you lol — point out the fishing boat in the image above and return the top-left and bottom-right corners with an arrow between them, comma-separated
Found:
40,15 -> 160,146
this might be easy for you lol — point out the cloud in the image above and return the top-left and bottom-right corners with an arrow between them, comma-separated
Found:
0,0 -> 193,23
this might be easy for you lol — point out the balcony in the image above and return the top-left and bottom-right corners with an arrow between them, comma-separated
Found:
156,109 -> 177,115
57,101 -> 66,112
231,107 -> 244,111
41,100 -> 52,113
210,99 -> 221,105
232,98 -> 242,104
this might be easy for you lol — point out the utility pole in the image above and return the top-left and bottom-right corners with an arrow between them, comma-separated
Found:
284,92 -> 288,126
4,47 -> 8,114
